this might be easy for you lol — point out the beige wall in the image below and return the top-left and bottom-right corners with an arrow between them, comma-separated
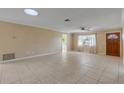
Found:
71,28 -> 123,57
0,21 -> 62,61
67,33 -> 72,51
96,31 -> 106,55
123,9 -> 124,63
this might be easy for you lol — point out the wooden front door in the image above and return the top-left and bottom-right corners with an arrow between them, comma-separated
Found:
106,32 -> 120,57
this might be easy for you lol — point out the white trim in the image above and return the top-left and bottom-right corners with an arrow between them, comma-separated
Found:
0,52 -> 59,64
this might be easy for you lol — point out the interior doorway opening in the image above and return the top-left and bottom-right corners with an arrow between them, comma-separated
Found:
61,34 -> 67,52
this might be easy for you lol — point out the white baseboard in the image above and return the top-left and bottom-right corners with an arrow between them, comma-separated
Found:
0,51 -> 59,64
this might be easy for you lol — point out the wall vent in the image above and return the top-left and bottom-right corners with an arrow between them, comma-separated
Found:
3,53 -> 15,61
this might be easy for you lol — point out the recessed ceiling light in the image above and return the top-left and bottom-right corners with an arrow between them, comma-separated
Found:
24,9 -> 39,16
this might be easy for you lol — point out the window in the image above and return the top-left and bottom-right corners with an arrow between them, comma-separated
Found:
78,34 -> 96,47
107,34 -> 118,40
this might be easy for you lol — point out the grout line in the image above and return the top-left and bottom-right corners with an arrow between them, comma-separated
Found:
25,63 -> 42,83
97,64 -> 108,83
0,65 -> 3,84
118,63 -> 119,83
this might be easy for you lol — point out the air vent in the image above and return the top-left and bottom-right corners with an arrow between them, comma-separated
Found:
3,53 -> 15,61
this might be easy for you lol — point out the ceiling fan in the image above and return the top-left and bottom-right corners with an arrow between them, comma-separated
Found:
80,27 -> 92,31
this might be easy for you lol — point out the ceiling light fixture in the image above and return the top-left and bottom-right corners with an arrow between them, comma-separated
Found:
64,18 -> 71,22
24,9 -> 39,16
80,27 -> 92,31
81,27 -> 85,30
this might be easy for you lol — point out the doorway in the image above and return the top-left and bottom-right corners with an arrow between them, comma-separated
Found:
106,32 -> 120,57
61,34 -> 67,52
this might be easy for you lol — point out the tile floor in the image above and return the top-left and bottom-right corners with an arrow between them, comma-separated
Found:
0,52 -> 123,84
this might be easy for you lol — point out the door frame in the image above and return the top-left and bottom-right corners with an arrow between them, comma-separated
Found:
61,34 -> 67,52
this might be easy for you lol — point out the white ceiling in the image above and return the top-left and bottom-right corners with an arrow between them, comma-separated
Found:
0,8 -> 122,33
